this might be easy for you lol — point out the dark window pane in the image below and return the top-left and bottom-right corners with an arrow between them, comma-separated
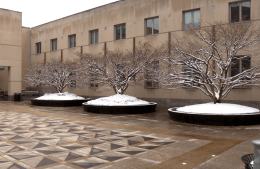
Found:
95,31 -> 98,43
116,26 -> 121,40
91,32 -> 94,44
54,39 -> 57,50
73,35 -> 76,47
70,36 -> 73,48
146,19 -> 153,35
231,3 -> 240,23
193,10 -> 200,28
242,2 -> 251,21
153,18 -> 159,34
242,57 -> 251,72
231,58 -> 240,76
122,25 -> 126,39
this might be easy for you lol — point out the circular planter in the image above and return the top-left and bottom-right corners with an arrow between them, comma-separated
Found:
31,98 -> 90,107
82,102 -> 157,114
168,107 -> 260,126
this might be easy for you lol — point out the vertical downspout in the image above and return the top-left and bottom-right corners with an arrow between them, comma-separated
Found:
29,28 -> 31,67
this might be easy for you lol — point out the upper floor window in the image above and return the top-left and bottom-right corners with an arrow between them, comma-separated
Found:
145,17 -> 159,35
51,39 -> 57,51
115,24 -> 126,40
183,9 -> 200,30
230,1 -> 251,23
90,30 -> 98,45
231,56 -> 251,77
69,34 -> 76,48
36,42 -> 41,54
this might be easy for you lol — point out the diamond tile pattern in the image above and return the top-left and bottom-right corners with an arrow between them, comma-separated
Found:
0,111 -> 198,169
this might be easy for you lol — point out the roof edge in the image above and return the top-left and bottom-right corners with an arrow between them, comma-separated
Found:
32,0 -> 120,28
0,7 -> 22,13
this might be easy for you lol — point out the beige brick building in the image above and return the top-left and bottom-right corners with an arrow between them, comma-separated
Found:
0,0 -> 259,107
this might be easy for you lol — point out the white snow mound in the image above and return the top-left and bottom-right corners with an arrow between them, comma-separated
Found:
87,94 -> 150,106
36,92 -> 85,100
175,103 -> 259,115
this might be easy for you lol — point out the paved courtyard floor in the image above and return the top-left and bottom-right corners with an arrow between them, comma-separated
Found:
0,101 -> 258,169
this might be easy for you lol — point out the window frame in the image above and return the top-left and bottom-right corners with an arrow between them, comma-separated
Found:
229,1 -> 251,23
90,29 -> 99,45
182,66 -> 200,88
230,56 -> 251,77
36,42 -> 41,54
114,23 -> 126,40
144,61 -> 159,89
51,38 -> 57,51
90,72 -> 99,88
68,34 -> 76,48
183,9 -> 201,30
145,17 -> 159,36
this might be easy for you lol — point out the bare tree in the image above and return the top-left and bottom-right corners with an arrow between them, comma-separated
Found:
23,60 -> 79,93
159,22 -> 260,103
76,42 -> 158,94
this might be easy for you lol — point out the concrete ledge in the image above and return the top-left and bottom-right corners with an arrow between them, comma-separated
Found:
31,99 -> 90,107
168,107 -> 260,126
82,102 -> 157,114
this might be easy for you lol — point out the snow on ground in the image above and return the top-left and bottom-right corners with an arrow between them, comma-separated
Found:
175,103 -> 259,115
87,94 -> 150,106
36,92 -> 85,100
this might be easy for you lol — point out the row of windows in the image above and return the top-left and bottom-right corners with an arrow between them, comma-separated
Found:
35,1 -> 251,54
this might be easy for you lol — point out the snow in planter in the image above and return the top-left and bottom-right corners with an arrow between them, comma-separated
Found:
36,92 -> 85,100
175,103 -> 259,115
87,94 -> 150,106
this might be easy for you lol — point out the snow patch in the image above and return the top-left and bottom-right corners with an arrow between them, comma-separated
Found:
175,103 -> 259,115
87,94 -> 150,106
36,92 -> 85,100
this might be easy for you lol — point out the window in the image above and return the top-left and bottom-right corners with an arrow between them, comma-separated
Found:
90,67 -> 98,88
145,17 -> 159,35
183,67 -> 199,87
115,24 -> 126,40
231,56 -> 251,77
90,30 -> 98,44
230,1 -> 251,23
51,39 -> 57,51
90,73 -> 98,88
183,10 -> 200,30
145,61 -> 159,88
69,72 -> 76,88
36,42 -> 41,54
69,34 -> 76,48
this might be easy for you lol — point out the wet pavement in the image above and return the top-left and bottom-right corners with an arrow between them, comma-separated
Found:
0,100 -> 258,169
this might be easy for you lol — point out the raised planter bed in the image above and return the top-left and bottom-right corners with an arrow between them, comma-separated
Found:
82,102 -> 157,114
168,107 -> 260,126
31,98 -> 90,107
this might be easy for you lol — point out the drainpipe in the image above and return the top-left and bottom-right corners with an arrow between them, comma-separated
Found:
29,28 -> 31,67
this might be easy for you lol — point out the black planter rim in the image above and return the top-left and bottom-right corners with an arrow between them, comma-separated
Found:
168,107 -> 260,116
82,102 -> 157,107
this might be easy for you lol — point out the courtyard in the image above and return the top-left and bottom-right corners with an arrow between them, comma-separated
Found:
0,101 -> 256,169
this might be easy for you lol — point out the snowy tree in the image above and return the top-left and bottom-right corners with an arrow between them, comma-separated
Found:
76,42 -> 159,94
159,22 -> 260,103
23,60 -> 79,93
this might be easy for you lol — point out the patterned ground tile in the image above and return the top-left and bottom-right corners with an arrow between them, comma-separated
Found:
114,139 -> 142,146
46,164 -> 75,169
128,136 -> 157,142
136,143 -> 161,150
71,157 -> 108,168
0,110 -> 212,169
115,147 -> 147,156
59,143 -> 87,150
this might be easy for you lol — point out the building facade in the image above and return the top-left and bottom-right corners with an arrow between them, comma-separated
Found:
0,0 -> 260,107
